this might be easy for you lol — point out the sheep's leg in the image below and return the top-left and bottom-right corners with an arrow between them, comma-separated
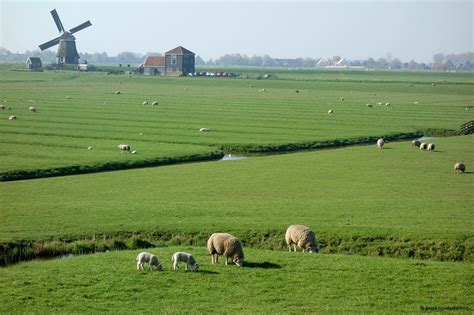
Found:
293,244 -> 297,252
225,257 -> 228,266
173,261 -> 178,271
288,245 -> 292,252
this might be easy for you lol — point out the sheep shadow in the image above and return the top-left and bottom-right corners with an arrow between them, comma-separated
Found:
198,270 -> 220,275
244,261 -> 282,269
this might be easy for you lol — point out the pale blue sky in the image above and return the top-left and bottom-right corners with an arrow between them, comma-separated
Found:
1,0 -> 472,62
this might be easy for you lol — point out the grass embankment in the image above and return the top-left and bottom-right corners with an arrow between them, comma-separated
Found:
0,246 -> 472,313
1,70 -> 472,179
1,136 -> 472,264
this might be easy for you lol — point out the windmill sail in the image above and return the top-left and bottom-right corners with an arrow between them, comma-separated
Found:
50,9 -> 65,33
39,35 -> 62,51
69,21 -> 92,34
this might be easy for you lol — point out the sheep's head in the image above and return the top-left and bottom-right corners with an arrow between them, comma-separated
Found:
193,263 -> 200,271
157,263 -> 163,271
233,258 -> 243,267
306,244 -> 319,253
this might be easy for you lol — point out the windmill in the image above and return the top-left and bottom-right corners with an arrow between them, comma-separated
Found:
39,9 -> 92,65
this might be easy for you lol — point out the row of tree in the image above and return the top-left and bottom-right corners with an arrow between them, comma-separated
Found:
0,47 -> 472,70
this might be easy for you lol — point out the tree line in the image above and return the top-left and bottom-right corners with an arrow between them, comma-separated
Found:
0,47 -> 472,70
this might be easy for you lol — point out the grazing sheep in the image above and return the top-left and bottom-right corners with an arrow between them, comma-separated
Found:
152,101 -> 159,106
249,85 -> 253,87
118,144 -> 130,153
411,140 -> 421,147
377,138 -> 385,149
184,87 -> 189,91
136,252 -> 162,271
172,252 -> 199,272
367,103 -> 373,107
87,146 -> 93,150
427,143 -> 435,152
131,150 -> 137,154
142,101 -> 148,105
328,109 -> 333,115
419,143 -> 427,150
207,233 -> 244,267
385,102 -> 391,106
285,224 -> 319,253
66,96 -> 71,99
259,88 -> 266,92
115,90 -> 121,95
29,106 -> 36,112
454,163 -> 466,173
414,101 -> 419,105
0,105 -> 5,110
340,97 -> 344,101
199,128 -> 210,132
377,102 -> 383,106
8,115 -> 16,120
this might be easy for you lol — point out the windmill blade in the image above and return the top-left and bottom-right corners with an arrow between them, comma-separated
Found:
50,9 -> 65,33
39,35 -> 62,50
69,20 -> 92,34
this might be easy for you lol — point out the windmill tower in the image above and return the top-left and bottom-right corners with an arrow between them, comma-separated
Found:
39,9 -> 92,65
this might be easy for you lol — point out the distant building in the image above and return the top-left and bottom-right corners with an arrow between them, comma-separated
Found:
165,46 -> 195,76
141,46 -> 195,76
142,56 -> 166,76
26,57 -> 43,71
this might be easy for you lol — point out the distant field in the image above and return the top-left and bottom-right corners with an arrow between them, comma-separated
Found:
0,246 -> 472,313
0,69 -> 472,177
2,135 -> 472,261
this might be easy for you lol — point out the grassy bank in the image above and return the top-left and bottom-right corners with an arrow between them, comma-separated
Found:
0,247 -> 472,313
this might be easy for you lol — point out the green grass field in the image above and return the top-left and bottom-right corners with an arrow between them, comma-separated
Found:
1,68 -> 472,313
0,246 -> 472,313
1,69 -> 472,178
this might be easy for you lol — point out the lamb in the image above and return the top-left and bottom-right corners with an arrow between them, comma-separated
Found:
419,143 -> 427,150
172,252 -> 199,272
377,138 -> 385,149
207,233 -> 244,267
118,144 -> 130,153
285,224 -> 319,253
328,109 -> 333,115
411,140 -> 421,147
199,128 -> 210,132
427,143 -> 435,152
454,163 -> 466,173
136,252 -> 163,271
29,106 -> 37,112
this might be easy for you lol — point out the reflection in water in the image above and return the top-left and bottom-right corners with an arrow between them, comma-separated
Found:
221,154 -> 249,161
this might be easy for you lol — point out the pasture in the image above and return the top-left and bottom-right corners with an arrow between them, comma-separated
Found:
0,247 -> 472,313
0,69 -> 472,179
0,68 -> 472,312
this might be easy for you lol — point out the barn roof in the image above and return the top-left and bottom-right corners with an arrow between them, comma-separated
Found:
165,46 -> 195,55
144,56 -> 165,67
26,57 -> 42,64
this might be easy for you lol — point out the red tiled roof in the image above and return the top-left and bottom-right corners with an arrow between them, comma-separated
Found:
165,46 -> 195,55
144,56 -> 165,67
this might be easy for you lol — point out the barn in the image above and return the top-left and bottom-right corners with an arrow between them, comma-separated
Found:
165,46 -> 195,76
142,56 -> 166,76
26,57 -> 43,71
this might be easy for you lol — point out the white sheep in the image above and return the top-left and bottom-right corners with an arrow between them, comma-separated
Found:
143,101 -> 148,105
419,143 -> 427,150
207,233 -> 244,267
118,144 -> 130,153
411,140 -> 421,147
87,146 -> 93,150
414,101 -> 419,104
427,143 -> 435,152
152,101 -> 159,106
115,90 -> 121,95
328,109 -> 333,115
340,97 -> 344,101
454,163 -> 466,173
385,102 -> 391,106
29,106 -> 37,112
377,138 -> 385,149
285,224 -> 319,253
199,128 -> 210,132
8,115 -> 16,120
136,252 -> 162,271
172,252 -> 199,272
131,150 -> 137,154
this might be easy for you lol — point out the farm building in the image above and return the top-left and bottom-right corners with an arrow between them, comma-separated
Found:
140,46 -> 195,76
142,56 -> 166,76
26,57 -> 43,71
